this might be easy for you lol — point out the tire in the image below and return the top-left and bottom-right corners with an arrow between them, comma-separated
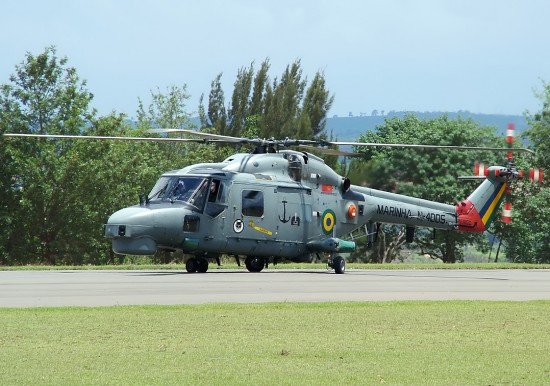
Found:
197,257 -> 209,273
186,258 -> 198,273
245,256 -> 265,273
333,255 -> 345,274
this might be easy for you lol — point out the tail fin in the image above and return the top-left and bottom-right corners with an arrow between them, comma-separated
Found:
455,167 -> 508,232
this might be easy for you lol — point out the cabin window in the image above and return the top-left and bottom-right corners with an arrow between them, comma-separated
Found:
242,190 -> 264,217
287,154 -> 302,182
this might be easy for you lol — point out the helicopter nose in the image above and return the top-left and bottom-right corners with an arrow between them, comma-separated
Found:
104,207 -> 157,255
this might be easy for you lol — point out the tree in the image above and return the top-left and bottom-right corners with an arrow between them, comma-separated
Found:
137,84 -> 199,162
262,60 -> 306,138
0,46 -> 95,264
201,59 -> 334,143
249,59 -> 270,117
301,70 -> 334,137
526,81 -> 550,168
352,115 -> 502,263
499,81 -> 550,262
495,182 -> 550,263
228,64 -> 254,137
205,73 -> 228,135
137,85 -> 193,130
50,113 -> 130,265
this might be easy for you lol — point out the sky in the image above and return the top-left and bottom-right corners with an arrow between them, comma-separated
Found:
2,0 -> 550,119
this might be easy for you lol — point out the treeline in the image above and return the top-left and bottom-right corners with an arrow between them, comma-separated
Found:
1,46 -> 549,265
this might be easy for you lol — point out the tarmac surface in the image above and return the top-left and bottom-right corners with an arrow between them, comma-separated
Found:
1,269 -> 550,307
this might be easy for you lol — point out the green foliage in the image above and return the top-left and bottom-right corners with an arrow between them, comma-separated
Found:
301,70 -> 334,136
137,85 -> 193,130
229,64 -> 254,137
526,81 -> 550,168
263,60 -> 306,138
500,81 -> 550,262
249,59 -> 269,116
351,115 -> 503,263
200,59 -> 333,142
2,46 -> 94,135
204,73 -> 228,135
497,183 -> 550,262
0,47 -> 96,264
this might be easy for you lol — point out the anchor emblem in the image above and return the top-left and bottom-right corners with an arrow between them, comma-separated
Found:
279,200 -> 290,223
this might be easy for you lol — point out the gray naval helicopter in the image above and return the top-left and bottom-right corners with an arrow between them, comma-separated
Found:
4,126 -> 541,273
100,127 -> 540,274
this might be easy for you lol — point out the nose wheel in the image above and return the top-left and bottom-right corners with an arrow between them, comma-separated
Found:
328,255 -> 346,274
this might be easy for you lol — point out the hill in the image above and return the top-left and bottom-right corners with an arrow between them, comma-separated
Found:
325,111 -> 527,141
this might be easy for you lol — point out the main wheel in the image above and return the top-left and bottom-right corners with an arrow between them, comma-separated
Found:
185,258 -> 198,273
245,256 -> 265,273
332,255 -> 346,274
196,257 -> 209,273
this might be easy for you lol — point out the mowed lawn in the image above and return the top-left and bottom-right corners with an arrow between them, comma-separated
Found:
1,301 -> 549,385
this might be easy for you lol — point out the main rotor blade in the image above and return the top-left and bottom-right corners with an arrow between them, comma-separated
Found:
326,141 -> 535,154
147,129 -> 244,143
298,145 -> 360,157
4,132 -> 535,155
2,133 -> 223,143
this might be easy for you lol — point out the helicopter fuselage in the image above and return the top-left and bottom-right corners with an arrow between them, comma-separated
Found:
105,150 -> 464,272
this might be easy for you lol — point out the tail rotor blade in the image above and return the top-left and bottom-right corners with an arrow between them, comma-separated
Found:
501,185 -> 513,224
529,168 -> 544,183
501,201 -> 512,224
474,162 -> 487,177
506,123 -> 515,164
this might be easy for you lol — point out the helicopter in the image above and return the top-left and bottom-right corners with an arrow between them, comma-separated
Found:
3,125 -> 542,273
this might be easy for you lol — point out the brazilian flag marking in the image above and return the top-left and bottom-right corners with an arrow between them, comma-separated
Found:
322,209 -> 336,235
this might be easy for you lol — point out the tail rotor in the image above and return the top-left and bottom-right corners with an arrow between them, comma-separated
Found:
467,123 -> 543,225
501,123 -> 516,224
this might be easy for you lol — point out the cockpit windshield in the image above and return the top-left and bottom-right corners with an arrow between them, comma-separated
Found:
148,176 -> 209,208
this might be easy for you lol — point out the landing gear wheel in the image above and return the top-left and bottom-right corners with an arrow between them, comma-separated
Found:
186,258 -> 198,273
332,255 -> 346,274
197,257 -> 209,273
245,256 -> 265,273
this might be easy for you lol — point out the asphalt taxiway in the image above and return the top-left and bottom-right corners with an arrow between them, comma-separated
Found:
1,269 -> 549,307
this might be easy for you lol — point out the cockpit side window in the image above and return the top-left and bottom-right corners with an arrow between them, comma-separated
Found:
208,179 -> 219,202
287,154 -> 302,182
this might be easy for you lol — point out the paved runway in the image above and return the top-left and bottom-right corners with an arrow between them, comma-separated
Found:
1,269 -> 550,307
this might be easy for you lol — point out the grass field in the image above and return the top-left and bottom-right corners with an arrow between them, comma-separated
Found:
1,301 -> 549,385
